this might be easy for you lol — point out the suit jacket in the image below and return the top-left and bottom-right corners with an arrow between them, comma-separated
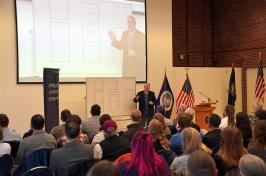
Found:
133,90 -> 156,117
111,29 -> 145,77
111,29 -> 145,59
49,141 -> 93,176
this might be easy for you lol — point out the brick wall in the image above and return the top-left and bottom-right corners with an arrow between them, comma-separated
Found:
172,0 -> 213,67
172,0 -> 266,111
172,0 -> 266,67
213,0 -> 266,67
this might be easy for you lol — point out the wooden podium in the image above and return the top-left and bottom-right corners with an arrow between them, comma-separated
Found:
194,102 -> 216,130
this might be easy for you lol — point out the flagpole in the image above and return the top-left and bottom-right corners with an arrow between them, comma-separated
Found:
164,67 -> 166,76
185,67 -> 189,77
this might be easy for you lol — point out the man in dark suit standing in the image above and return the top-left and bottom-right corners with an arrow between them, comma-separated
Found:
133,83 -> 156,127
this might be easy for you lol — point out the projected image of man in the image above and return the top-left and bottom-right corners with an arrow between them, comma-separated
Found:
109,15 -> 145,78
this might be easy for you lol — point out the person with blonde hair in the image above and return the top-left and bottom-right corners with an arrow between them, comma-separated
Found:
239,154 -> 266,176
170,127 -> 202,175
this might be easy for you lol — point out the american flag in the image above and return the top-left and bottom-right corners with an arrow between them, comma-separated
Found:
255,60 -> 265,102
176,74 -> 195,111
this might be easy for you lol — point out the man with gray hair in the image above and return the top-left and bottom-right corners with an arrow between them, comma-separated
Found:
239,154 -> 266,176
133,83 -> 156,127
122,110 -> 145,141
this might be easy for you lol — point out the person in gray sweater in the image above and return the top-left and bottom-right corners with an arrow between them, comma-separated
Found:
50,117 -> 94,176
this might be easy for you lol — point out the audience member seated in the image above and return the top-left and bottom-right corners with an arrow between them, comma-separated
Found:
170,127 -> 202,176
50,109 -> 71,140
153,112 -> 171,137
0,126 -> 11,157
177,104 -> 187,115
22,129 -> 33,139
184,107 -> 200,132
87,160 -> 121,176
239,154 -> 266,176
0,154 -> 14,176
16,114 -> 56,166
114,131 -> 169,176
91,114 -> 111,145
247,120 -> 266,162
219,105 -> 235,130
187,151 -> 217,176
148,119 -> 176,166
94,120 -> 131,161
255,109 -> 266,120
157,105 -> 172,127
213,126 -> 247,176
57,115 -> 88,147
248,103 -> 262,127
122,110 -> 145,141
235,112 -> 252,148
172,104 -> 187,130
203,113 -> 221,153
49,120 -> 94,176
0,114 -> 21,142
68,159 -> 99,176
81,104 -> 101,139
170,113 -> 192,155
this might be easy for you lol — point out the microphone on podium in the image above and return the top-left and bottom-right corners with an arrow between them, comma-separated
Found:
199,91 -> 218,104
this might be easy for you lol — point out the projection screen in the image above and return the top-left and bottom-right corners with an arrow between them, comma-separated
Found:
15,0 -> 147,83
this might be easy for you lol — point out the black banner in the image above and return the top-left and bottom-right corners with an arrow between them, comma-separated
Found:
43,68 -> 59,133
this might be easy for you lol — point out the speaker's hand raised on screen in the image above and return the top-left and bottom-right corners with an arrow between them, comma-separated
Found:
135,95 -> 140,101
109,31 -> 116,42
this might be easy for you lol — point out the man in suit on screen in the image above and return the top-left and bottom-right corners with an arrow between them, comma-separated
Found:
133,83 -> 156,127
109,15 -> 145,78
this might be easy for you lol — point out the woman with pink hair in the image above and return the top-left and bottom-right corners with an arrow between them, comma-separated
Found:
114,131 -> 169,176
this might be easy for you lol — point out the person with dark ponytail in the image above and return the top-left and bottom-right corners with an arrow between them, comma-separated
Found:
219,105 -> 235,130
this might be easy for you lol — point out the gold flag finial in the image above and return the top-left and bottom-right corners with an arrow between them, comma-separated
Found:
259,52 -> 262,61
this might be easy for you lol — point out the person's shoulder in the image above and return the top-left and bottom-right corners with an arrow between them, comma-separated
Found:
171,132 -> 181,138
0,142 -> 11,149
137,90 -> 144,95
247,144 -> 257,152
